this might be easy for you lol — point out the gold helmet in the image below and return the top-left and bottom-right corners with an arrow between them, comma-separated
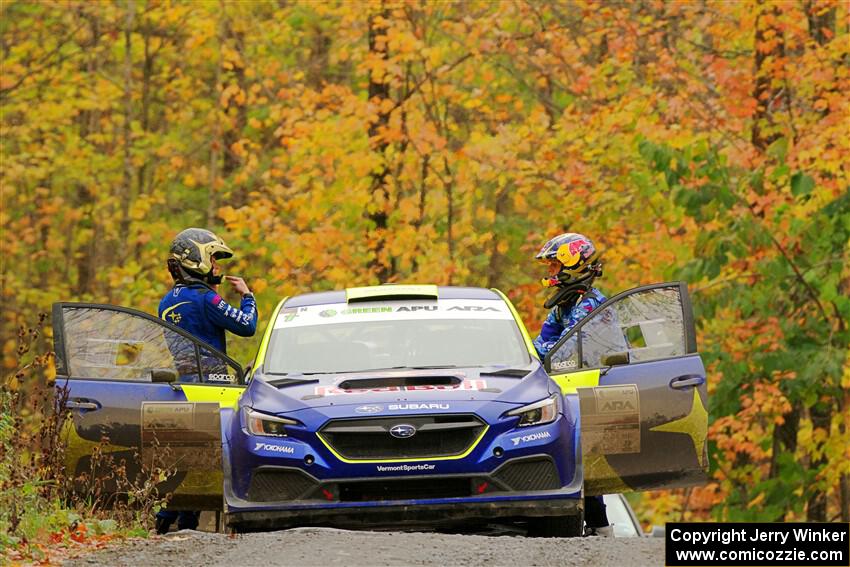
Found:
168,228 -> 234,284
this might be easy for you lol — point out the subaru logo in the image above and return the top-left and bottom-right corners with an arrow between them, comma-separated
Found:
355,405 -> 383,414
389,424 -> 417,439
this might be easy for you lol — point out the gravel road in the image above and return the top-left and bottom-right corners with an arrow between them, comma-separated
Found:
64,527 -> 664,567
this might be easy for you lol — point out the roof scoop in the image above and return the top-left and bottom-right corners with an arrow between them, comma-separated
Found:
346,284 -> 439,303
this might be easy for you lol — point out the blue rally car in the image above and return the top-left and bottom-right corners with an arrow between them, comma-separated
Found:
52,282 -> 708,536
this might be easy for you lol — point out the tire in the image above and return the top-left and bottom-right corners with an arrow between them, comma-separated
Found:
527,514 -> 583,538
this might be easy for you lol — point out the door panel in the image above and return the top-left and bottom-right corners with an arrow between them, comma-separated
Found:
544,282 -> 708,495
53,303 -> 245,509
579,355 -> 708,495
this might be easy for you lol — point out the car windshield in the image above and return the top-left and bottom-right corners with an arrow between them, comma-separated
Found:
263,299 -> 530,375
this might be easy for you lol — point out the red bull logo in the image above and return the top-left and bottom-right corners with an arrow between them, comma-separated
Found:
557,238 -> 592,267
568,238 -> 590,256
314,380 -> 488,397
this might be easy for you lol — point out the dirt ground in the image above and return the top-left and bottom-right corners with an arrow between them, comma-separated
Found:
63,526 -> 665,567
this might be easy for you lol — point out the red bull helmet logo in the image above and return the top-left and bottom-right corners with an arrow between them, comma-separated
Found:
557,238 -> 593,269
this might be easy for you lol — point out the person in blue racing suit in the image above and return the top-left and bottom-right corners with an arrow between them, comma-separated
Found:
155,227 -> 258,534
532,232 -> 612,536
533,232 -> 606,358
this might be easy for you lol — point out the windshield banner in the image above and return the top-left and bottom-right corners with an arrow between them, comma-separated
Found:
273,299 -> 514,329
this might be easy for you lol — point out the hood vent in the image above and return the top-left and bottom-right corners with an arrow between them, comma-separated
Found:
336,375 -> 460,390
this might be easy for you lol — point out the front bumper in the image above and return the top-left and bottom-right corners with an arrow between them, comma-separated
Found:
224,453 -> 583,531
226,491 -> 582,532
224,400 -> 582,530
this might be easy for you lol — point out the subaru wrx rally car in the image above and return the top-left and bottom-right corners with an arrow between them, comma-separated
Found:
53,282 -> 708,536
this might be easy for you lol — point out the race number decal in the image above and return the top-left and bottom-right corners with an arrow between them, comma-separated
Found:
580,384 -> 640,454
140,402 -> 221,471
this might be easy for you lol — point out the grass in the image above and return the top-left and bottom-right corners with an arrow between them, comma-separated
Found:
0,315 -> 172,562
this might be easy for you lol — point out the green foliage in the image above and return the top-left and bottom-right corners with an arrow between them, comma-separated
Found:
0,319 -> 167,558
2,0 -> 848,527
639,134 -> 849,520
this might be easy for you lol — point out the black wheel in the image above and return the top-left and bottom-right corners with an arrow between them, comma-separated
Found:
527,514 -> 583,538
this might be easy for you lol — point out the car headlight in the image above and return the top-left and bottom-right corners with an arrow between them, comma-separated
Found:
506,394 -> 560,427
244,408 -> 297,437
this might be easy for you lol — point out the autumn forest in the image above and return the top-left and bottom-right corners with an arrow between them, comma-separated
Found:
1,0 -> 848,527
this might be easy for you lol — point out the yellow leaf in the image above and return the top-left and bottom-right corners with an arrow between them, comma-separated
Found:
379,98 -> 395,114
253,278 -> 268,294
45,360 -> 56,381
513,193 -> 528,213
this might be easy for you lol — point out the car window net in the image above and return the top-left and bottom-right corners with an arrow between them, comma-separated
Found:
62,307 -> 200,381
581,287 -> 686,367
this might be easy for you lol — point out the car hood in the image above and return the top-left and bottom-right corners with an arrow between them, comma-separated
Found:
242,364 -> 554,415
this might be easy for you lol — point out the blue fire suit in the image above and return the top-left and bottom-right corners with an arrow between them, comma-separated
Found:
533,286 -> 608,532
159,284 -> 257,353
156,282 -> 257,531
533,288 -> 606,358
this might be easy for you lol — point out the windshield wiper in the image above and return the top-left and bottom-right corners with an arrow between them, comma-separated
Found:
267,365 -> 465,378
268,378 -> 319,387
261,373 -> 320,387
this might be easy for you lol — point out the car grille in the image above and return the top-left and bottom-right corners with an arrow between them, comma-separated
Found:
247,468 -> 318,502
319,415 -> 486,460
338,477 -> 474,502
493,457 -> 561,491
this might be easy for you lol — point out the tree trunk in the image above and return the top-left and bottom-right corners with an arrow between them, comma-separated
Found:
306,23 -> 331,89
442,156 -> 454,283
136,22 -> 153,202
485,187 -> 512,289
207,1 -> 224,226
801,1 -> 838,522
751,0 -> 785,151
840,391 -> 850,522
805,1 -> 836,122
73,10 -> 102,297
769,402 -> 799,520
805,0 -> 835,47
120,0 -> 135,256
367,4 -> 392,282
806,402 -> 832,521
770,403 -> 800,477
221,23 -> 247,187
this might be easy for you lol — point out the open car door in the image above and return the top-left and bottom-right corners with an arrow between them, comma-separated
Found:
52,302 -> 246,510
544,282 -> 708,496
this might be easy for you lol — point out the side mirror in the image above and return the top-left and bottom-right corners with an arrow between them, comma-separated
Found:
151,368 -> 178,383
600,351 -> 630,367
